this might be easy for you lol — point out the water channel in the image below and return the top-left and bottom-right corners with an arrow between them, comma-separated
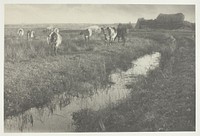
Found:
5,52 -> 161,132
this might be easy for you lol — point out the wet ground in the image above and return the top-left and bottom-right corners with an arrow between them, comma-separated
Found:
4,52 -> 161,132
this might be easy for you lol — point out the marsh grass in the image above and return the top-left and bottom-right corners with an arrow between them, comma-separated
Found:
4,27 -> 161,118
72,33 -> 195,131
5,27 -> 195,131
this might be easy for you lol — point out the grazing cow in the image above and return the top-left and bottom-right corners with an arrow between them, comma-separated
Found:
108,27 -> 117,41
47,26 -> 54,32
47,28 -> 57,44
80,28 -> 92,42
47,28 -> 62,55
101,27 -> 117,45
27,30 -> 35,41
17,28 -> 24,37
31,31 -> 35,39
86,25 -> 101,33
27,30 -> 31,40
116,23 -> 127,45
27,30 -> 35,40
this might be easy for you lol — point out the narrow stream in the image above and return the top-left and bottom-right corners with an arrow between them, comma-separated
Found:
4,52 -> 161,132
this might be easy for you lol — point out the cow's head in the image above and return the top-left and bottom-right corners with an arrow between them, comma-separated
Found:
80,31 -> 83,35
101,28 -> 105,33
54,28 -> 59,33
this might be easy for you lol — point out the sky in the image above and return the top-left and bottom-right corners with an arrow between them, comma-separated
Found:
5,4 -> 195,24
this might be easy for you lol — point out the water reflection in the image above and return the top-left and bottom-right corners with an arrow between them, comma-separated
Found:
4,52 -> 160,132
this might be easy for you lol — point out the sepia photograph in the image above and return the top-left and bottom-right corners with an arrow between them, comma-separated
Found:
2,1 -> 198,134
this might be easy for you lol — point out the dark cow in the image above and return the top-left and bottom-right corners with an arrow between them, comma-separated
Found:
115,23 -> 127,45
80,28 -> 92,42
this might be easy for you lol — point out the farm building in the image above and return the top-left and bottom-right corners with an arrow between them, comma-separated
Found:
135,13 -> 195,30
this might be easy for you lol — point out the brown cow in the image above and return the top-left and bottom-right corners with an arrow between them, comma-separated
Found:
115,23 -> 127,45
80,28 -> 92,42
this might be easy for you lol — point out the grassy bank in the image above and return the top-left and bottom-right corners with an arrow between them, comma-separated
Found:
5,29 -> 163,118
72,35 -> 195,131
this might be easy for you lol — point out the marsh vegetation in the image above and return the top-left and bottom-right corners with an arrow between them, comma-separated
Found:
4,24 -> 195,132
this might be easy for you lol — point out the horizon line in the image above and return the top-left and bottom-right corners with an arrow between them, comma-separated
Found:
4,22 -> 135,25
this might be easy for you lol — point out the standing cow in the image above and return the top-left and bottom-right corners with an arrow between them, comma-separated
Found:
27,30 -> 31,40
47,26 -> 54,33
27,30 -> 35,41
101,27 -> 117,45
17,28 -> 24,37
86,25 -> 101,33
80,28 -> 92,42
47,28 -> 62,55
115,23 -> 127,45
31,31 -> 35,39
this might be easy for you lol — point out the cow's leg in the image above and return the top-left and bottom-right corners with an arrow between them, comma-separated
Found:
105,39 -> 108,46
109,40 -> 111,45
51,44 -> 54,55
52,46 -> 54,56
87,37 -> 90,45
84,36 -> 86,46
53,46 -> 56,55
111,37 -> 115,45
48,43 -> 51,55
104,36 -> 107,45
109,36 -> 112,45
114,35 -> 117,41
55,47 -> 57,55
122,36 -> 126,46
55,44 -> 59,55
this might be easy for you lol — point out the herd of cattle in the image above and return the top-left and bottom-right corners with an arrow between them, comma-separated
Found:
16,23 -> 128,55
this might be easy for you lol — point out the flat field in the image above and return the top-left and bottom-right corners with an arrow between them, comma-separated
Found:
4,24 -> 195,131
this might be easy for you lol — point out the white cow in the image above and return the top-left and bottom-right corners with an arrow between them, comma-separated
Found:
17,28 -> 24,37
47,28 -> 62,55
101,27 -> 117,45
47,26 -> 54,31
31,31 -> 35,39
86,25 -> 101,33
27,30 -> 35,41
108,27 -> 117,41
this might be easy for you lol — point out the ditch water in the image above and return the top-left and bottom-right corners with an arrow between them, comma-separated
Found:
4,52 -> 161,132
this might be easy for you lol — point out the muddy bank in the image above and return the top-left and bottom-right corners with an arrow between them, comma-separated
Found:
72,36 -> 195,131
